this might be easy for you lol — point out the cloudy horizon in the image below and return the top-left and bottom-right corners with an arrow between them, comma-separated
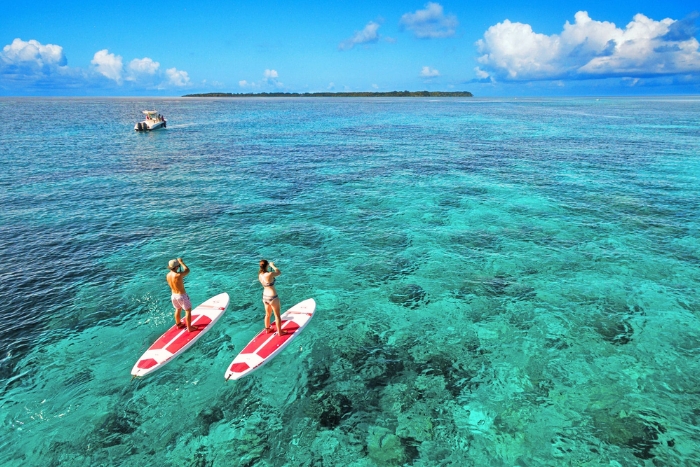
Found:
2,1 -> 698,96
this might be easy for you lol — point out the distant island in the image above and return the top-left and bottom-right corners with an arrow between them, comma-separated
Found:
183,91 -> 473,98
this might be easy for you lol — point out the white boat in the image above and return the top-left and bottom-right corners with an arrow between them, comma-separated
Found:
135,110 -> 166,131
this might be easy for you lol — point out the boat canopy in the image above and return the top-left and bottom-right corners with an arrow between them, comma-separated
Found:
142,110 -> 158,115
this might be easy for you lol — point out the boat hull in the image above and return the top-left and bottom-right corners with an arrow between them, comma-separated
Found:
134,120 -> 166,131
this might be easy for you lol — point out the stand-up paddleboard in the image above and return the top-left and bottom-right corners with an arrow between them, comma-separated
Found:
132,293 -> 230,378
225,298 -> 316,381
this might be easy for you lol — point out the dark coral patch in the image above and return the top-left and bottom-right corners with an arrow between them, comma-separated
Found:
366,351 -> 406,389
390,284 -> 428,309
594,317 -> 633,345
354,256 -> 418,285
197,406 -> 224,436
275,225 -> 326,249
318,393 -> 353,429
94,406 -> 140,447
400,436 -> 421,464
307,363 -> 332,391
591,411 -> 665,460
457,274 -> 535,302
364,231 -> 412,254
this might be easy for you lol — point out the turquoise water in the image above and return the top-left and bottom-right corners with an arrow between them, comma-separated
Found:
1,97 -> 700,466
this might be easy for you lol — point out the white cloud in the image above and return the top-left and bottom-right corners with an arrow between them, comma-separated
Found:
263,69 -> 283,87
420,66 -> 440,77
339,21 -> 381,50
474,67 -> 490,80
239,79 -> 261,89
166,67 -> 190,86
0,39 -> 196,93
237,70 -> 282,89
400,3 -> 458,39
372,83 -> 379,89
92,49 -> 123,83
1,38 -> 66,67
129,57 -> 160,75
0,38 -> 80,92
476,11 -> 700,81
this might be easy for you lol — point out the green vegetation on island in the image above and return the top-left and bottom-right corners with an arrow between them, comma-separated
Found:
183,91 -> 473,98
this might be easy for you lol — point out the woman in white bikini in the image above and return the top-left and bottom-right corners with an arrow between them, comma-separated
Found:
259,259 -> 285,335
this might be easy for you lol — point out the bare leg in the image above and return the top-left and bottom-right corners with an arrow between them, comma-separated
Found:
264,301 -> 273,332
185,309 -> 197,332
271,298 -> 285,335
174,308 -> 184,327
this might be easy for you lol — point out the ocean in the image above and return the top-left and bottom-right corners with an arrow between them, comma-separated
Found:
1,96 -> 699,466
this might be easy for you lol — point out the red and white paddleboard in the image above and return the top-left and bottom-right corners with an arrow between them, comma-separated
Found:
225,298 -> 316,381
132,293 -> 230,378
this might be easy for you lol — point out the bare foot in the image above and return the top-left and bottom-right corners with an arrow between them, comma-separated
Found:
278,330 -> 287,336
176,323 -> 186,329
264,327 -> 273,334
187,326 -> 198,332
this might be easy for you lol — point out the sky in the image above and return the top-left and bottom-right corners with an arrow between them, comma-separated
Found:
1,0 -> 699,96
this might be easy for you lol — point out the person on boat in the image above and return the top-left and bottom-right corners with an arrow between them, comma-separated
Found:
167,257 -> 197,332
259,259 -> 285,335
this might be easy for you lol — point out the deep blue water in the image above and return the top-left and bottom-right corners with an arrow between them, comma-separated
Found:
1,97 -> 699,466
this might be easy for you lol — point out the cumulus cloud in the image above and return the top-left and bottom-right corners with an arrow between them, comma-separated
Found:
0,38 -> 195,94
238,70 -> 282,89
400,3 -> 458,39
1,38 -> 66,67
92,49 -> 123,83
476,11 -> 700,81
129,57 -> 160,75
263,69 -> 283,87
0,38 -> 80,91
339,21 -> 381,50
420,66 -> 440,77
166,67 -> 190,86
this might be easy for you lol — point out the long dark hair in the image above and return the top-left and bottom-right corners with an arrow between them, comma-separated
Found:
259,259 -> 269,275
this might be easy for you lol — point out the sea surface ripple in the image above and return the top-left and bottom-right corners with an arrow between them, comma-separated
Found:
1,97 -> 699,466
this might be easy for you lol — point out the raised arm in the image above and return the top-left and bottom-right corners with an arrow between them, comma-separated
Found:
177,257 -> 190,277
269,261 -> 281,277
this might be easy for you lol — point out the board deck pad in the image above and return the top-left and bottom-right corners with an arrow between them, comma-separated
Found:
225,298 -> 315,381
131,292 -> 229,377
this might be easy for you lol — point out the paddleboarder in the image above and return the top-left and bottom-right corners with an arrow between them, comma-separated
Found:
259,259 -> 286,336
167,257 -> 197,332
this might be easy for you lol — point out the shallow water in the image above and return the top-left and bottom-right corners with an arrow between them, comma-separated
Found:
1,96 -> 700,466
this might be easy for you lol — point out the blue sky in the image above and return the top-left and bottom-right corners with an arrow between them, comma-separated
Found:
1,0 -> 698,96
